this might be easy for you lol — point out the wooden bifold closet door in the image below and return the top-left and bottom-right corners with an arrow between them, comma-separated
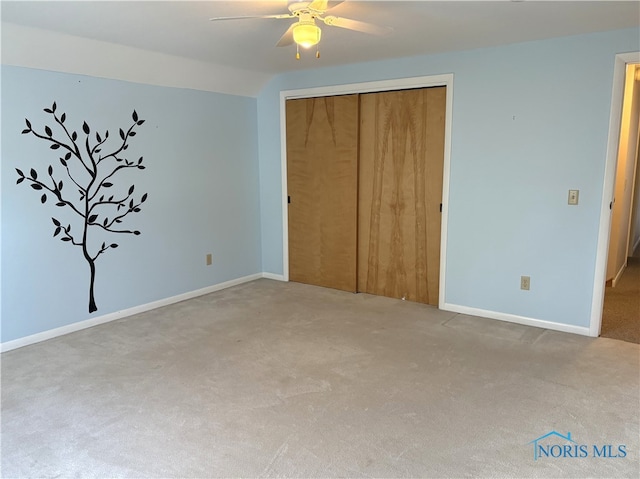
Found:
286,87 -> 446,306
286,94 -> 359,292
358,87 -> 446,305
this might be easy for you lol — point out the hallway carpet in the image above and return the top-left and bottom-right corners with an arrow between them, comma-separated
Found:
601,251 -> 640,344
2,279 -> 639,478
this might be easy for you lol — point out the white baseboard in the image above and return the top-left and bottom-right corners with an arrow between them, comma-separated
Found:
441,303 -> 592,337
1,272 -> 271,353
4,276 -> 592,352
262,272 -> 286,281
611,262 -> 627,288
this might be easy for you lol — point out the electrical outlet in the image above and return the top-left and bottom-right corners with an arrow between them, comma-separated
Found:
521,275 -> 530,291
206,253 -> 212,266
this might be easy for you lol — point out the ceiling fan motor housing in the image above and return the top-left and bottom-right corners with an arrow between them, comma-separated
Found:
293,13 -> 322,48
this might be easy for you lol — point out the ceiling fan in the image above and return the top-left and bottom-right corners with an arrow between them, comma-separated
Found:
209,0 -> 393,59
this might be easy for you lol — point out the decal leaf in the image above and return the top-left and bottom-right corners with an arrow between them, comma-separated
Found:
41,194 -> 47,204
45,126 -> 52,137
30,168 -> 37,180
83,122 -> 90,134
88,214 -> 98,223
132,110 -> 138,122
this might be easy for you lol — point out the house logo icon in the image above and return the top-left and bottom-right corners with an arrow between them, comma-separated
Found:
528,431 -> 576,460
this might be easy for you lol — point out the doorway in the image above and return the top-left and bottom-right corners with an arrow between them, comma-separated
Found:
279,75 -> 454,309
601,62 -> 640,343
591,52 -> 640,338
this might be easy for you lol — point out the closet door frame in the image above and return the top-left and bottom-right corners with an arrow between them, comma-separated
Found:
279,74 -> 454,308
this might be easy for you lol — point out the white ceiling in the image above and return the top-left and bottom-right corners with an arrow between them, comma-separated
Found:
2,0 -> 639,75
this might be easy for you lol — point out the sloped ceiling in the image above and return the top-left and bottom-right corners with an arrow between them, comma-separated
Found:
2,1 -> 639,75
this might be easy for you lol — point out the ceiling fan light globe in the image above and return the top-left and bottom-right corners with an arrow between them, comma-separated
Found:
293,23 -> 321,48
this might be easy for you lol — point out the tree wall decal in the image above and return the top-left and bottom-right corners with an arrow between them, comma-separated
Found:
16,102 -> 148,313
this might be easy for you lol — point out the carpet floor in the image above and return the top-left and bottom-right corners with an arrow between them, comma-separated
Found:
601,250 -> 640,344
1,279 -> 639,478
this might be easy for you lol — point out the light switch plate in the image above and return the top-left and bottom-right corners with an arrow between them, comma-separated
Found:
568,189 -> 579,205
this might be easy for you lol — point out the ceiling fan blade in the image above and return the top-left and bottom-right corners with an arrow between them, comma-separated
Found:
321,15 -> 393,36
276,24 -> 296,47
307,0 -> 329,12
209,14 -> 293,21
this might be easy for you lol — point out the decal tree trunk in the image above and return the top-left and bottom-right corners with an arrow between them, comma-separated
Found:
16,102 -> 147,313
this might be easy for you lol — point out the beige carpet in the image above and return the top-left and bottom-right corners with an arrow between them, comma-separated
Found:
2,279 -> 639,478
601,247 -> 640,344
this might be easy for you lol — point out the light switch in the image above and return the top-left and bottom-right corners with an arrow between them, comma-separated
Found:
568,189 -> 579,205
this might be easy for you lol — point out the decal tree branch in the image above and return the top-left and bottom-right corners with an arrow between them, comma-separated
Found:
16,102 -> 147,313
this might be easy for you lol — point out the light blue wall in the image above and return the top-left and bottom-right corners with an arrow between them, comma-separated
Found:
2,66 -> 262,342
257,28 -> 640,328
3,28 -> 638,343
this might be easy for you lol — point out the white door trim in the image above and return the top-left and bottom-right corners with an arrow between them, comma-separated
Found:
279,74 -> 454,308
590,51 -> 640,337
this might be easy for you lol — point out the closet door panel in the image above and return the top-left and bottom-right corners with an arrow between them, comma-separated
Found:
286,95 -> 359,292
358,87 -> 446,305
